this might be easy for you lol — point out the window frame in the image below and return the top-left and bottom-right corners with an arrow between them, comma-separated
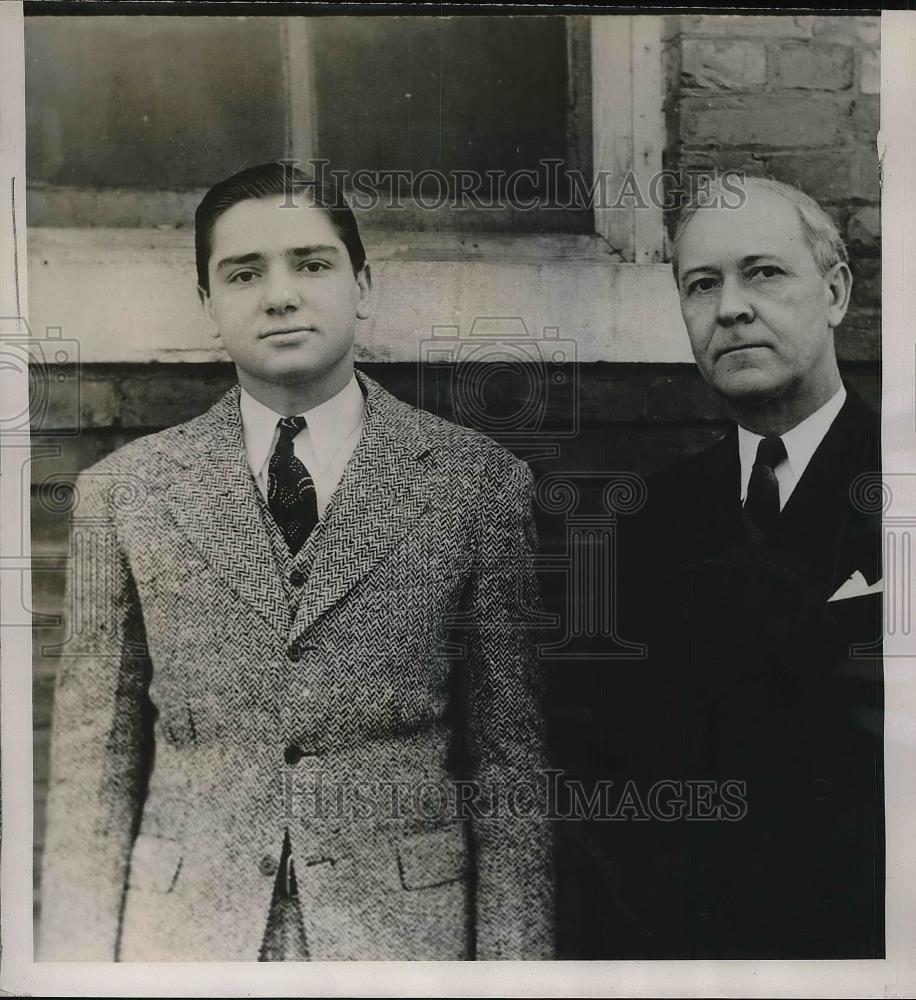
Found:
24,14 -> 677,366
281,14 -> 664,260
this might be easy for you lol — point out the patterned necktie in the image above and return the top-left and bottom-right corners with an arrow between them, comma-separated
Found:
267,416 -> 318,555
743,435 -> 787,540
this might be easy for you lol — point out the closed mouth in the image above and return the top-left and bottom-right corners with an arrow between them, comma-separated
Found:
260,327 -> 315,339
717,344 -> 768,358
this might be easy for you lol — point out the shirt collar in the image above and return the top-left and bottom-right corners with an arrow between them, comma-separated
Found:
737,384 -> 847,498
239,375 -> 365,478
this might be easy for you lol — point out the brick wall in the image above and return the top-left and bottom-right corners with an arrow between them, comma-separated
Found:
663,14 -> 880,360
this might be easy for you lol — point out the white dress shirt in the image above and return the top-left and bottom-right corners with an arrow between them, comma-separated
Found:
239,376 -> 365,517
738,385 -> 846,510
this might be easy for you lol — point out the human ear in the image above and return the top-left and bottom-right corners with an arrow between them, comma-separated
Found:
198,285 -> 221,340
355,263 -> 372,321
825,261 -> 852,329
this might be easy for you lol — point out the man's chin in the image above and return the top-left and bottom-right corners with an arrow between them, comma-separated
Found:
712,369 -> 785,404
258,354 -> 336,385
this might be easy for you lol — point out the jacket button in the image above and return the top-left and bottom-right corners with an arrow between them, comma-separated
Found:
259,855 -> 278,877
284,744 -> 305,765
290,569 -> 306,587
287,643 -> 303,662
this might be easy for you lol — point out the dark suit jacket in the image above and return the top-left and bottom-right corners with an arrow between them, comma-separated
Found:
570,386 -> 883,959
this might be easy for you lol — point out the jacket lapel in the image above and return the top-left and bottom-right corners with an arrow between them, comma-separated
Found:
162,387 -> 290,637
778,388 -> 877,596
683,429 -> 744,561
293,372 -> 433,635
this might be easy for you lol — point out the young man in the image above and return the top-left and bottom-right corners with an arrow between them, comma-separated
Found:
580,177 -> 882,959
39,163 -> 553,962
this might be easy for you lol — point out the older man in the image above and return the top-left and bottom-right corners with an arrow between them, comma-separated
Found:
578,177 -> 883,959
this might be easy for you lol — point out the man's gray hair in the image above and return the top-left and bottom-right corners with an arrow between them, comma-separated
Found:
671,175 -> 849,284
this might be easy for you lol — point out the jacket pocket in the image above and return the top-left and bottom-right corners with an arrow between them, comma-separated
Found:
127,833 -> 183,893
397,825 -> 469,891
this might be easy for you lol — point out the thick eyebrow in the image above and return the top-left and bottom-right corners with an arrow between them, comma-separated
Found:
289,245 -> 340,258
215,252 -> 264,273
215,245 -> 341,273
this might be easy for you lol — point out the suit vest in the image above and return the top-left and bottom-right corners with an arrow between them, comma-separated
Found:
253,478 -> 324,621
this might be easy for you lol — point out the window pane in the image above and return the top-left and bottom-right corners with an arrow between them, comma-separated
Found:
26,16 -> 286,189
311,16 -> 572,199
25,14 -> 592,232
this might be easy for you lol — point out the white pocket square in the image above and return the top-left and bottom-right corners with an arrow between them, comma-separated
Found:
828,570 -> 884,602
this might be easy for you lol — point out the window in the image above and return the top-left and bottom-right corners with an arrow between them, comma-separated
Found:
26,15 -> 597,233
303,16 -> 591,232
24,14 -> 668,364
26,17 -> 288,191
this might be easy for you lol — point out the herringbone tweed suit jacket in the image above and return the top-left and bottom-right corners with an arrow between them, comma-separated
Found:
39,371 -> 553,961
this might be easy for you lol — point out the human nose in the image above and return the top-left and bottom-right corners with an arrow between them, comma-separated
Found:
715,273 -> 754,327
261,266 -> 302,315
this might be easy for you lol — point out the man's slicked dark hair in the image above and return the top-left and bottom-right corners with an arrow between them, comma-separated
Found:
195,161 -> 367,293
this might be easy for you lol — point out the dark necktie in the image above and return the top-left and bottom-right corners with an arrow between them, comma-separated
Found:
743,435 -> 787,540
267,416 -> 318,555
